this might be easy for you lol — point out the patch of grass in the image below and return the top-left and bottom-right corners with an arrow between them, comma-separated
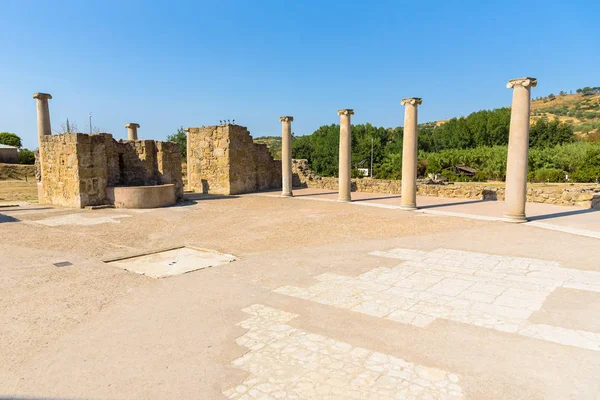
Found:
0,180 -> 38,202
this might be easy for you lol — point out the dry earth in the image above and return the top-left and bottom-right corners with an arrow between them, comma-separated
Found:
1,194 -> 599,399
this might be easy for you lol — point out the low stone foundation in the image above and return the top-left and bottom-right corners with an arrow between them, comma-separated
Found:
292,159 -> 600,209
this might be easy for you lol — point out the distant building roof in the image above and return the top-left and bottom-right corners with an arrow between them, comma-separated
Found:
0,144 -> 18,149
455,164 -> 478,175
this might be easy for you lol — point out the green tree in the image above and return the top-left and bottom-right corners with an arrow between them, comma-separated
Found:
0,132 -> 22,148
167,127 -> 187,159
18,149 -> 36,164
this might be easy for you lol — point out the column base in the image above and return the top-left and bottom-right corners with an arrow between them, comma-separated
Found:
338,197 -> 351,203
503,213 -> 527,223
281,192 -> 293,197
400,204 -> 417,211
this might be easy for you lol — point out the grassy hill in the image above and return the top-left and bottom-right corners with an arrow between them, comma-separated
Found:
433,90 -> 600,138
530,92 -> 600,139
254,136 -> 282,159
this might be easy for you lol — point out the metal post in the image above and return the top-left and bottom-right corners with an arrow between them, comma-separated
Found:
89,112 -> 92,134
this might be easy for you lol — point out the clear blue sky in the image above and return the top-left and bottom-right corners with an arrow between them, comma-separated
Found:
1,0 -> 598,149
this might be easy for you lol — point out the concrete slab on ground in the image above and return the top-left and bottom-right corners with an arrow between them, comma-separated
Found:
106,247 -> 236,278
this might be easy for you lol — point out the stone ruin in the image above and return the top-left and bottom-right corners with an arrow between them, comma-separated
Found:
33,93 -> 184,209
186,124 -> 281,195
38,132 -> 183,208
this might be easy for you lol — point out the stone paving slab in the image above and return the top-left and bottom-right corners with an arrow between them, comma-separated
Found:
223,304 -> 463,399
275,248 -> 600,351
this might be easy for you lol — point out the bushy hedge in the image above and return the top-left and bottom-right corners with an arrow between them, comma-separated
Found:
411,142 -> 600,182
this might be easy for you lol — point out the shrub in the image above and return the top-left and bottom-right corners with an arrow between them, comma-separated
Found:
18,149 -> 36,165
530,168 -> 566,183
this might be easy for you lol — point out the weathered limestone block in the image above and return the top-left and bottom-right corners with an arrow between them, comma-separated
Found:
186,124 -> 282,195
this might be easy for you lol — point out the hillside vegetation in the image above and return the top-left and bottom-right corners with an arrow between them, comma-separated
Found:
255,86 -> 600,183
253,136 -> 282,159
530,90 -> 600,140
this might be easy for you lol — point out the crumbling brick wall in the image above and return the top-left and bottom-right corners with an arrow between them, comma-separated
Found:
38,133 -> 183,208
187,124 -> 281,195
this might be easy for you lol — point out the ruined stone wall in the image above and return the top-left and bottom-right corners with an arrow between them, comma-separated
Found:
292,159 -> 600,209
187,124 -> 281,195
39,133 -> 183,208
186,126 -> 230,194
156,141 -> 184,198
39,134 -> 83,207
228,125 -> 281,194
76,133 -> 109,207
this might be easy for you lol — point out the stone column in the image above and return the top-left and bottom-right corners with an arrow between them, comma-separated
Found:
338,109 -> 354,202
33,93 -> 52,191
504,77 -> 537,223
125,123 -> 140,140
33,93 -> 52,139
280,116 -> 294,197
400,98 -> 422,210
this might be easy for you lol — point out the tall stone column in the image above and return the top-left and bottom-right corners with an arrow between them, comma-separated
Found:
33,93 -> 52,190
33,93 -> 52,139
184,128 -> 191,191
280,116 -> 294,197
125,123 -> 140,140
337,109 -> 354,202
504,77 -> 537,223
400,98 -> 422,210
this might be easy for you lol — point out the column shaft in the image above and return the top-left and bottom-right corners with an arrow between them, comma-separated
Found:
338,110 -> 353,202
186,128 -> 191,191
401,103 -> 418,209
128,128 -> 138,140
504,78 -> 536,223
280,117 -> 293,196
35,99 -> 52,139
33,93 -> 52,186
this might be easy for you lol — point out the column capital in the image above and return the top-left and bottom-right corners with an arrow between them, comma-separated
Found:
337,109 -> 354,116
401,98 -> 422,106
125,123 -> 140,129
279,116 -> 294,122
33,92 -> 52,100
507,77 -> 537,89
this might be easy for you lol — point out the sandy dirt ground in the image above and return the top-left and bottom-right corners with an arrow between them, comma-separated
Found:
1,194 -> 599,399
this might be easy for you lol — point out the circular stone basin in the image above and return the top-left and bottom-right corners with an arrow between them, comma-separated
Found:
106,184 -> 176,209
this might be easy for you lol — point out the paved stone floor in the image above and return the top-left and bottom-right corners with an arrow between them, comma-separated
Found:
1,193 -> 599,399
275,248 -> 600,351
223,304 -> 463,399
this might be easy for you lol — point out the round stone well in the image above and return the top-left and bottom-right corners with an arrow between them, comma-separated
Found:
106,184 -> 176,209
